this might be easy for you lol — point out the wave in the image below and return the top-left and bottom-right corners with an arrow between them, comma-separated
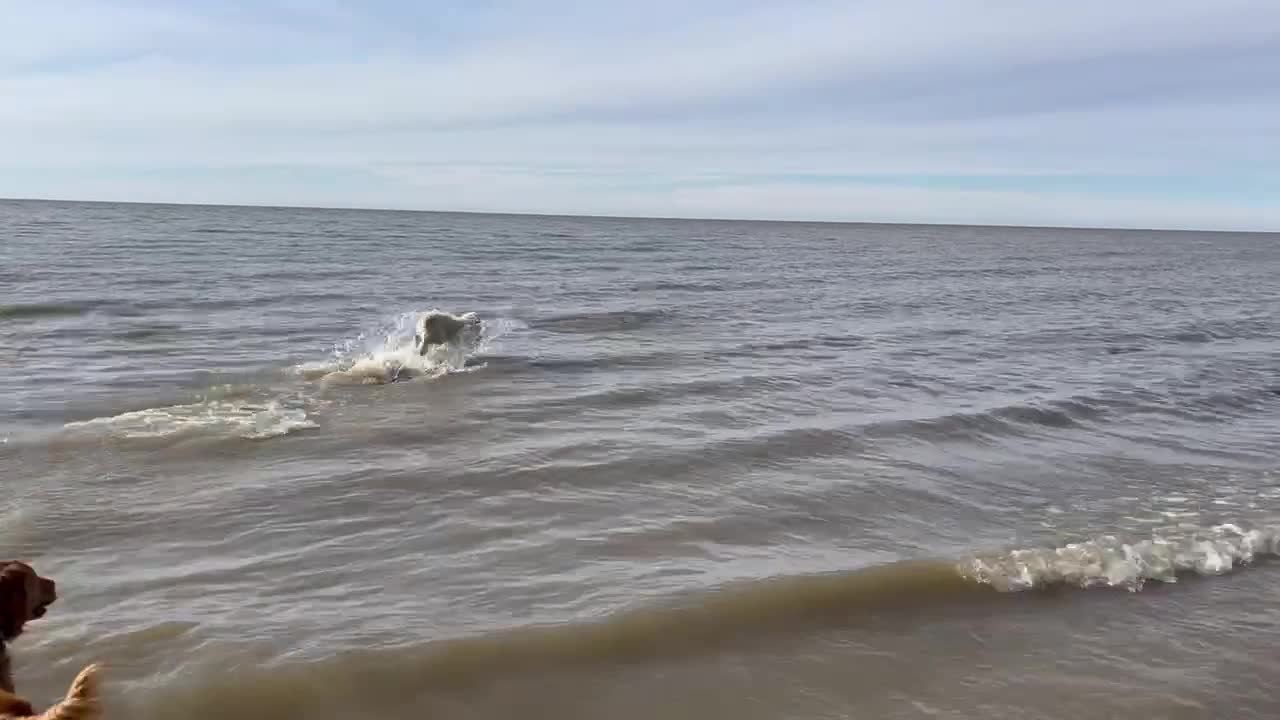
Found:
632,280 -> 725,292
531,309 -> 669,334
62,398 -> 315,441
868,383 -> 1280,443
492,350 -> 687,375
965,522 -> 1279,591
237,268 -> 369,282
1016,315 -> 1280,355
108,323 -> 187,342
721,333 -> 866,356
129,561 -> 987,720
0,301 -> 99,320
125,522 -> 1280,720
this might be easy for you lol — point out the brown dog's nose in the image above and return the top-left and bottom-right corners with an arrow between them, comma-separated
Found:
35,577 -> 57,616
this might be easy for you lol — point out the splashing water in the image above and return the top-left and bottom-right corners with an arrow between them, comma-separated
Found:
300,309 -> 511,385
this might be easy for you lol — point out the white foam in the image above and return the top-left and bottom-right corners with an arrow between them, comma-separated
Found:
964,523 -> 1280,592
64,399 -> 316,440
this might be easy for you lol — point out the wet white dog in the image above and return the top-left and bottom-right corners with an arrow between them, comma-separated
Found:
316,310 -> 482,385
414,310 -> 481,356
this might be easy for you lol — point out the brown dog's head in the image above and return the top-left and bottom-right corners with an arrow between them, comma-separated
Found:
0,562 -> 56,642
0,690 -> 35,717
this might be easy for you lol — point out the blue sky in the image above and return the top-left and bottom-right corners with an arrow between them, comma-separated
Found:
2,0 -> 1278,230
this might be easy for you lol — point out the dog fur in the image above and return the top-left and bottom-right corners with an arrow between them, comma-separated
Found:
414,311 -> 480,356
0,665 -> 99,720
0,563 -> 101,720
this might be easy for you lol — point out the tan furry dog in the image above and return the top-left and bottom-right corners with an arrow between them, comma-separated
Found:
0,665 -> 100,720
0,563 -> 101,720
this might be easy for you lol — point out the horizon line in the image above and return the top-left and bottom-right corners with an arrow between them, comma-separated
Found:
3,195 -> 1275,236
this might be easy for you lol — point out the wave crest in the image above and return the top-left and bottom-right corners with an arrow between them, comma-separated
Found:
966,523 -> 1279,592
63,399 -> 315,440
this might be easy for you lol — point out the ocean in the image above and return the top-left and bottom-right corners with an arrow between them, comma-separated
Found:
3,198 -> 1280,719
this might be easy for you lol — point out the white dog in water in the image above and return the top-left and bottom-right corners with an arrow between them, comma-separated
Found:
414,310 -> 481,356
318,310 -> 482,385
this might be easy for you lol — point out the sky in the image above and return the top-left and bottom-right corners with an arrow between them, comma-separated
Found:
1,0 -> 1278,230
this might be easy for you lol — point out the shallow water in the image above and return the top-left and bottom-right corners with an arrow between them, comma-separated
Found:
3,199 -> 1280,719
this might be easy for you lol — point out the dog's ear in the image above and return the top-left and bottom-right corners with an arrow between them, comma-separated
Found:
0,563 -> 43,640
0,689 -> 36,717
0,563 -> 30,639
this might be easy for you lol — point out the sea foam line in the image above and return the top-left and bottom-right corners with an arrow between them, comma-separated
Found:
964,522 -> 1279,592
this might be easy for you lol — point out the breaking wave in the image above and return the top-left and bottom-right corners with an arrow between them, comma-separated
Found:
123,520 -> 1280,720
63,398 -> 316,440
965,522 -> 1280,592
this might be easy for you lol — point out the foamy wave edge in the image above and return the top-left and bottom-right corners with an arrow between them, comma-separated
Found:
63,400 -> 316,440
965,522 -> 1279,592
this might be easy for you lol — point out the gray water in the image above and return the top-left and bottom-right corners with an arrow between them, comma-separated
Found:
3,198 -> 1280,719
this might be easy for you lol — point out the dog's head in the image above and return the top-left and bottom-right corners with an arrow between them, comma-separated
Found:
414,312 -> 478,356
414,314 -> 446,354
0,562 -> 56,642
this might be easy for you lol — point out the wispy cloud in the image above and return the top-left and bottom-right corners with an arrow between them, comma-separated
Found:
2,0 -> 1277,229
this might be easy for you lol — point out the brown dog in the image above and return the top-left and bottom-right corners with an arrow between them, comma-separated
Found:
0,563 -> 100,720
0,562 -> 57,695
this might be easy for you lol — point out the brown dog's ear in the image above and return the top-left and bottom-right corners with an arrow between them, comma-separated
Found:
0,563 -> 33,640
0,689 -> 36,717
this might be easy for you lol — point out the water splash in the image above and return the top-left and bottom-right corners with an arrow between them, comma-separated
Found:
299,309 -> 513,385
